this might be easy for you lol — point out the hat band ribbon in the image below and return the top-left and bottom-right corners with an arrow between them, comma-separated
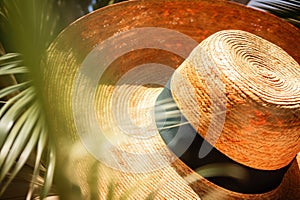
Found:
155,84 -> 290,194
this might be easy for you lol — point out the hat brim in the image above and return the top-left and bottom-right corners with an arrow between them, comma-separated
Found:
43,0 -> 300,199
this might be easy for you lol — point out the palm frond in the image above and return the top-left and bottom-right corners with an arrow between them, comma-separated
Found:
0,0 -> 127,199
0,53 -> 55,199
253,0 -> 300,28
0,0 -> 60,57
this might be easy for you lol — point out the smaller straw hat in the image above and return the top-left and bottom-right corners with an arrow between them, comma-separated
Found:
171,30 -> 300,170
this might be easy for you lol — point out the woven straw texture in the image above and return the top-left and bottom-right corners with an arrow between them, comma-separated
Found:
171,30 -> 300,170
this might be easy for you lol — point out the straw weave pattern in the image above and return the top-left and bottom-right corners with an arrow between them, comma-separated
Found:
171,30 -> 300,170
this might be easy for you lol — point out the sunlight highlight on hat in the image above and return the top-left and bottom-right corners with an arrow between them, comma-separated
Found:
72,26 -> 228,173
72,27 -> 201,173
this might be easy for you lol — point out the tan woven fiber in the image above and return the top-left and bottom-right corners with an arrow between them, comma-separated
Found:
42,0 -> 300,199
171,30 -> 300,170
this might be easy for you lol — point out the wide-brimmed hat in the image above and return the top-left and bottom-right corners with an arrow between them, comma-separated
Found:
43,0 -> 300,199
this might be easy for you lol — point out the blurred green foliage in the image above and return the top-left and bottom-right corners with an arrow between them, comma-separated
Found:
0,0 -> 127,198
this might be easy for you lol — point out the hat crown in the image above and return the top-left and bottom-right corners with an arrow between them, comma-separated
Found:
171,30 -> 300,170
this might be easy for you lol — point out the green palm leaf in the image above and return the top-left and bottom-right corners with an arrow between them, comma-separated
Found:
0,53 -> 55,199
0,0 -> 131,198
0,1 -> 62,198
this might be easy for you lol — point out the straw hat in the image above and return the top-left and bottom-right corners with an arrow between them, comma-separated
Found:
43,0 -> 300,199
